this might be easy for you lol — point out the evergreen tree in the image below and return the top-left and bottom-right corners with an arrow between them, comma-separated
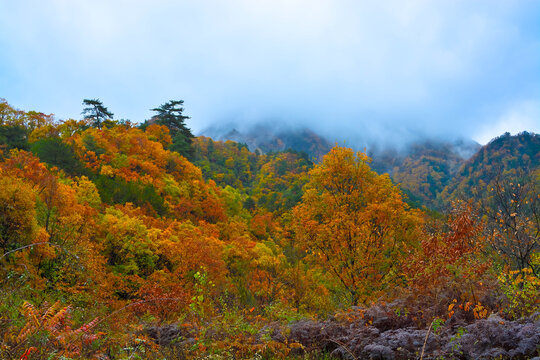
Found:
151,100 -> 193,138
82,99 -> 114,129
151,100 -> 194,158
0,125 -> 29,151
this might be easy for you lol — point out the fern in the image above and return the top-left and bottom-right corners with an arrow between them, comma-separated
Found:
15,302 -> 39,344
6,300 -> 103,359
21,301 -> 39,328
41,300 -> 61,327
44,305 -> 70,332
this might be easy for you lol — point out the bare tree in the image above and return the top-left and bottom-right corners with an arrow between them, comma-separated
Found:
482,171 -> 539,275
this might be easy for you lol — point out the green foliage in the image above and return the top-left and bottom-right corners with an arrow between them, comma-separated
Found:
0,125 -> 29,151
150,100 -> 192,139
170,132 -> 194,159
81,134 -> 106,156
93,175 -> 167,216
190,269 -> 215,319
498,267 -> 540,319
150,100 -> 194,159
221,185 -> 249,218
449,326 -> 466,357
431,317 -> 445,334
31,137 -> 88,175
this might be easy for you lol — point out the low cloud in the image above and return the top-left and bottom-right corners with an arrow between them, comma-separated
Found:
473,100 -> 540,145
0,0 -> 538,145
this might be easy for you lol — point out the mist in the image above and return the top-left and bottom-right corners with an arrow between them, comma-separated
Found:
0,0 -> 538,146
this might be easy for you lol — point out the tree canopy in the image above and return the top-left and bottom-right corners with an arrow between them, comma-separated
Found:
0,98 -> 539,359
292,147 -> 422,305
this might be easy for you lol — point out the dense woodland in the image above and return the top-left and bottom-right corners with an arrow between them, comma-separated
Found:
0,98 -> 538,359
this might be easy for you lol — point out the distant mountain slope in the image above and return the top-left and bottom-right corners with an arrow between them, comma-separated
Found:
439,131 -> 540,204
204,121 -> 482,207
369,139 -> 481,207
202,122 -> 538,210
202,123 -> 332,161
192,136 -> 314,214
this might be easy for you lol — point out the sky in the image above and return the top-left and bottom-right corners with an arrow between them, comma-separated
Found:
0,0 -> 539,145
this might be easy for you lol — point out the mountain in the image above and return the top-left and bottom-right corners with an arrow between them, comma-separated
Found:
203,121 -> 484,207
203,122 -> 539,210
369,138 -> 481,207
201,122 -> 333,161
440,131 -> 540,203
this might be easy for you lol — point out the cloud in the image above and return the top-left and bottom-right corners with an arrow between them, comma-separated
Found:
473,100 -> 540,145
0,0 -> 538,144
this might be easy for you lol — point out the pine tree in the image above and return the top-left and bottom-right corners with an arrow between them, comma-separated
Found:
82,99 -> 113,129
151,100 -> 194,158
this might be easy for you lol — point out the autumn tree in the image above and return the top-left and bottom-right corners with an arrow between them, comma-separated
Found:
482,171 -> 540,275
0,174 -> 37,252
82,99 -> 114,129
292,146 -> 422,305
404,201 -> 490,315
0,99 -> 55,152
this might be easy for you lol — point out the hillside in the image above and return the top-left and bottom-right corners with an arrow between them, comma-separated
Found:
202,122 -> 333,161
203,120 -> 486,208
440,132 -> 540,203
203,123 -> 539,212
369,139 -> 480,207
0,99 -> 538,359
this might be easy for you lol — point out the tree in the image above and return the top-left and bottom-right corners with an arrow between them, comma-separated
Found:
0,175 -> 37,252
292,146 -> 422,305
31,138 -> 87,175
0,125 -> 29,151
150,100 -> 192,139
482,172 -> 540,275
150,100 -> 194,158
82,99 -> 114,129
404,201 -> 489,305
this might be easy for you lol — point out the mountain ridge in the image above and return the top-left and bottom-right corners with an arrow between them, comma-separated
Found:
201,122 -> 538,209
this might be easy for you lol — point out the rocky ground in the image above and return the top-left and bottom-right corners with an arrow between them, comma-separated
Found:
145,305 -> 540,359
286,311 -> 539,359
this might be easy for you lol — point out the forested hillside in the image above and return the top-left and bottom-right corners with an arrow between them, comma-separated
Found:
370,139 -> 481,208
202,123 -> 333,162
203,123 -> 487,210
0,99 -> 538,359
440,132 -> 540,203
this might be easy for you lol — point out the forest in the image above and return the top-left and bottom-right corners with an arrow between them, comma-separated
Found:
0,98 -> 539,359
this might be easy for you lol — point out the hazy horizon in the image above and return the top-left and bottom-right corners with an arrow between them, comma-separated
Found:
1,1 -> 539,145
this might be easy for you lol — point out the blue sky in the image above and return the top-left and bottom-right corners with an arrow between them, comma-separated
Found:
0,0 -> 539,145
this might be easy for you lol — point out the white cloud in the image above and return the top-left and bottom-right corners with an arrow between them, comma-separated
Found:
0,0 -> 538,143
473,100 -> 540,145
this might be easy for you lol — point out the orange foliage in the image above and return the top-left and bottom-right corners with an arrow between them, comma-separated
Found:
68,126 -> 228,223
293,146 -> 423,305
159,220 -> 227,286
404,201 -> 490,301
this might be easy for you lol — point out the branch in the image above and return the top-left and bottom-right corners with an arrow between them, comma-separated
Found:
420,320 -> 434,360
0,242 -> 78,261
